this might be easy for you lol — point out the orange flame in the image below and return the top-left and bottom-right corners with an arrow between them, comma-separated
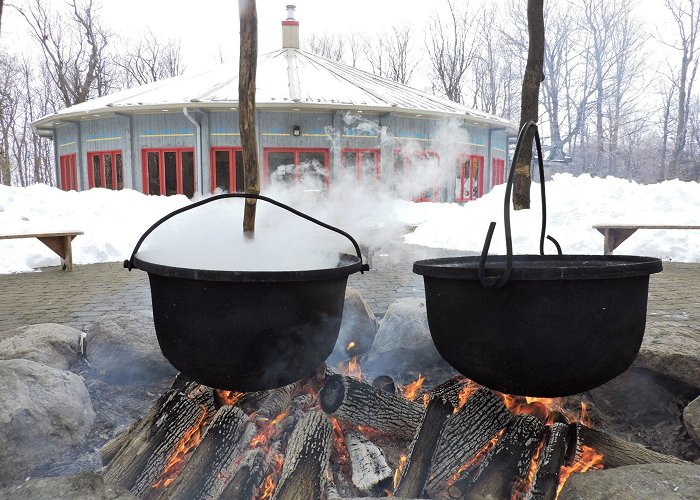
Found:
336,356 -> 363,380
250,411 -> 290,449
216,390 -> 245,406
454,382 -> 479,414
556,445 -> 604,498
401,374 -> 426,401
447,430 -> 504,486
152,404 -> 207,489
512,435 -> 546,498
346,341 -> 356,351
501,395 -> 565,424
259,473 -> 276,500
393,454 -> 407,489
579,402 -> 593,427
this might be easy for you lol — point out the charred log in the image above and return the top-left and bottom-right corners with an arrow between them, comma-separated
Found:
345,430 -> 392,492
320,374 -> 424,439
272,409 -> 333,500
103,390 -> 206,496
219,448 -> 271,500
100,417 -> 142,466
426,388 -> 512,496
574,424 -> 687,468
451,414 -> 545,499
158,406 -> 254,500
395,396 -> 453,498
529,422 -> 569,500
428,376 -> 471,407
373,375 -> 399,395
256,383 -> 296,420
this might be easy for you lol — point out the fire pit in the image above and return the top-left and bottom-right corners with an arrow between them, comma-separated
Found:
414,122 -> 662,397
125,193 -> 369,391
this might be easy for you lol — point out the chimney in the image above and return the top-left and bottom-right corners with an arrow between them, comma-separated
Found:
282,5 -> 299,49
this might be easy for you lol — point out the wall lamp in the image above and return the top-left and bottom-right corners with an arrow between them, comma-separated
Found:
292,125 -> 301,136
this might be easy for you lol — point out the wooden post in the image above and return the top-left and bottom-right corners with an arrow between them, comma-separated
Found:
239,0 -> 260,235
513,0 -> 544,210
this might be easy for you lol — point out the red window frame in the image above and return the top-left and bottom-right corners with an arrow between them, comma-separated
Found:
210,147 -> 243,193
455,154 -> 484,202
263,148 -> 330,189
492,158 -> 505,187
393,149 -> 440,202
87,150 -> 123,190
59,154 -> 77,191
340,148 -> 380,182
141,148 -> 195,196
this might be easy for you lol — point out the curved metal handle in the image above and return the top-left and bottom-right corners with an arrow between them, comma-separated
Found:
124,193 -> 370,273
478,121 -> 562,289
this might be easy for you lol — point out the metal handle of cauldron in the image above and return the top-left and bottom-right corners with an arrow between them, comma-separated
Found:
124,193 -> 370,273
478,120 -> 562,289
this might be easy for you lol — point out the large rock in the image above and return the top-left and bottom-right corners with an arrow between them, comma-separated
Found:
0,472 -> 135,499
85,311 -> 176,385
634,321 -> 700,389
363,298 -> 451,382
559,463 -> 700,499
0,323 -> 82,370
684,395 -> 700,447
0,359 -> 95,486
327,287 -> 379,365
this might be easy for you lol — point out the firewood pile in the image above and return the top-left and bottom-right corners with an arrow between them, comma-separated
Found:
100,366 -> 687,500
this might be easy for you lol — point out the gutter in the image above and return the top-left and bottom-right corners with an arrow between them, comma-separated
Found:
183,107 -> 203,196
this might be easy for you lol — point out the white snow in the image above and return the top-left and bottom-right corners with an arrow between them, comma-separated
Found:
1,173 -> 699,274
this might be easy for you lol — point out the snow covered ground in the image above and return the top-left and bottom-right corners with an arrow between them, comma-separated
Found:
1,173 -> 699,274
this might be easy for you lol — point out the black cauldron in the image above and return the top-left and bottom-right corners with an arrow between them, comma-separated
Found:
125,194 -> 368,391
413,122 -> 662,397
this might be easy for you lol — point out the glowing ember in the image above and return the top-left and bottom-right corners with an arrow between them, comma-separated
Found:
556,445 -> 604,498
330,417 -> 350,466
259,473 -> 276,500
401,374 -> 426,401
393,454 -> 407,489
215,390 -> 245,406
250,412 -> 290,449
447,430 -> 504,486
501,394 -> 565,424
346,341 -> 356,351
152,404 -> 207,489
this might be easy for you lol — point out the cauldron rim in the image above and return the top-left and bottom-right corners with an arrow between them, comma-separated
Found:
132,252 -> 362,282
413,254 -> 662,281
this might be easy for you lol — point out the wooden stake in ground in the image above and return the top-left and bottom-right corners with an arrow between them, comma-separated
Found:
238,0 -> 260,235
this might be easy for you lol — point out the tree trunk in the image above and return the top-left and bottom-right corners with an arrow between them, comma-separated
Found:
514,0 -> 545,210
238,0 -> 260,235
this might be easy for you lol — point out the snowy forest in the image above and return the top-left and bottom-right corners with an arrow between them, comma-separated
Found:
1,0 -> 700,188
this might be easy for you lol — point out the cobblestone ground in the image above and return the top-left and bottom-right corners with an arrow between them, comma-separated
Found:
0,245 -> 697,332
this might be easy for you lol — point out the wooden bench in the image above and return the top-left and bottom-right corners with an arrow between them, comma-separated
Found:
0,230 -> 84,271
593,224 -> 700,255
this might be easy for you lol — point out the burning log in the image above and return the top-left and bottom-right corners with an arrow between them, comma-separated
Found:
219,448 -> 271,499
320,374 -> 424,440
100,418 -> 142,466
158,406 -> 255,500
256,383 -> 296,421
272,409 -> 333,500
103,390 -> 206,496
574,424 -> 687,468
394,396 -> 453,498
428,376 -> 471,408
425,388 -> 512,496
344,430 -> 392,492
372,375 -> 399,395
214,389 -> 272,412
529,422 -> 569,500
450,414 -> 545,499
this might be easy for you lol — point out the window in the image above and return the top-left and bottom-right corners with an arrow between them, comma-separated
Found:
87,151 -> 123,190
141,148 -> 195,197
455,154 -> 484,202
340,148 -> 380,185
59,154 -> 78,191
492,158 -> 506,187
393,149 -> 440,202
263,148 -> 330,190
210,147 -> 244,193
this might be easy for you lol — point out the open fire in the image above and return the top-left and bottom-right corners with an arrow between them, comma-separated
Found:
94,357 -> 643,500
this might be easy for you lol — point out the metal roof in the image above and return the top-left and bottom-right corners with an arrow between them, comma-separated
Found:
33,49 -> 516,131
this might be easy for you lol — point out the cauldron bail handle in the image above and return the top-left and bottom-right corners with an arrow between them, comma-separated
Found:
478,121 -> 562,289
124,193 -> 370,273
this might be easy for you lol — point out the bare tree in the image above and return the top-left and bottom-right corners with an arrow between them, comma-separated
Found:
385,25 -> 418,85
425,0 -> 477,103
305,33 -> 345,61
16,0 -> 111,107
114,29 -> 185,86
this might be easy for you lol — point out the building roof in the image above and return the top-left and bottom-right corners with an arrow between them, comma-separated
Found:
33,48 -> 516,131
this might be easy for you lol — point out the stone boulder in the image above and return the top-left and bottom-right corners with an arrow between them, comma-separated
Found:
85,311 -> 177,385
559,463 -> 700,499
634,321 -> 700,389
0,472 -> 135,499
363,298 -> 452,382
327,287 -> 379,365
0,359 -> 95,486
0,323 -> 82,370
684,395 -> 700,447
